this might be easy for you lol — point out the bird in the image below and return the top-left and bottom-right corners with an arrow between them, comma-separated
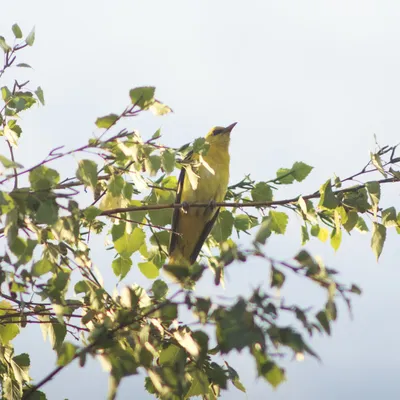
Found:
168,122 -> 237,265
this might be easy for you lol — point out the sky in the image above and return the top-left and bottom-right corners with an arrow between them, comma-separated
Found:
3,0 -> 400,399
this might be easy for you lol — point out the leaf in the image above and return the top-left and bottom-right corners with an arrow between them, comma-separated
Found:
186,369 -> 210,397
212,210 -> 234,242
343,211 -> 358,232
251,182 -> 273,202
152,280 -> 168,299
330,228 -> 342,251
254,217 -> 272,244
234,214 -> 258,232
0,36 -> 11,52
12,24 -> 23,38
316,311 -> 331,335
291,161 -> 313,182
263,363 -> 285,388
76,159 -> 98,190
129,86 -> 155,110
112,257 -> 132,280
275,167 -> 295,184
150,100 -> 173,116
32,257 -> 54,276
319,179 -> 339,210
159,344 -> 184,366
35,87 -> 45,105
371,222 -> 386,260
95,113 -> 119,129
36,200 -> 59,224
4,125 -> 19,148
83,206 -> 102,221
57,342 -> 76,366
29,166 -> 60,190
144,155 -> 161,176
161,149 -> 175,174
268,211 -> 288,234
138,261 -> 159,279
16,63 -> 32,68
366,181 -> 380,207
0,155 -> 23,169
0,322 -> 19,345
271,267 -> 285,289
114,227 -> 145,257
371,152 -> 387,177
382,207 -> 397,227
26,27 -> 35,46
355,216 -> 369,232
301,225 -> 309,245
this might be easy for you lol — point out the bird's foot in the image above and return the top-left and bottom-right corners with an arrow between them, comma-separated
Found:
181,201 -> 190,214
204,199 -> 216,214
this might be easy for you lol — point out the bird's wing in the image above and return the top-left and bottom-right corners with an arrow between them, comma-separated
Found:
169,151 -> 192,255
189,207 -> 220,265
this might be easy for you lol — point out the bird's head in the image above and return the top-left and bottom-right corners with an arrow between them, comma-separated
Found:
205,122 -> 237,147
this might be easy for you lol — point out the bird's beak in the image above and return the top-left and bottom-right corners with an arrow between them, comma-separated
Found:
223,122 -> 237,134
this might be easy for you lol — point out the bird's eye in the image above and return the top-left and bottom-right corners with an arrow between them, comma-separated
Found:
213,128 -> 224,136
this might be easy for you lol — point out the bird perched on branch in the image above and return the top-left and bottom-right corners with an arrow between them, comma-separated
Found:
168,122 -> 237,265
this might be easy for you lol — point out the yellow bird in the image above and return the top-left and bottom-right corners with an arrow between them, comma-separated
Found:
169,122 -> 237,265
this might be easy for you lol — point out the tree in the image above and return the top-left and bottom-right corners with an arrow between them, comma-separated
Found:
0,24 -> 399,400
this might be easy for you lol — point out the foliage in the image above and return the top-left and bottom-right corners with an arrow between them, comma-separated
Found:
0,24 -> 399,400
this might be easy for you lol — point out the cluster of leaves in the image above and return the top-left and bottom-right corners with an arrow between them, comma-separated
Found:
0,24 -> 399,400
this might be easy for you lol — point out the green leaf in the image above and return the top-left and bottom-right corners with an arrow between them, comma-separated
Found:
161,149 -> 175,174
371,222 -> 386,260
1,86 -> 11,101
12,24 -> 23,38
251,182 -> 273,202
350,284 -> 362,295
35,86 -> 45,105
25,27 -> 35,46
291,161 -> 313,182
138,261 -> 159,279
29,166 -> 60,190
16,63 -> 32,68
0,323 -> 19,345
76,159 -> 98,189
343,211 -> 358,232
271,267 -> 285,289
275,167 -> 295,184
150,100 -> 173,116
186,369 -> 210,397
108,174 -> 124,196
216,300 -> 264,354
95,113 -> 119,129
0,36 -> 11,52
83,206 -> 102,221
32,257 -> 54,276
319,179 -> 339,210
263,363 -> 285,388
36,200 -> 59,224
355,216 -> 369,232
112,257 -> 132,280
0,155 -> 23,169
152,280 -> 168,299
114,227 -> 145,257
234,214 -> 258,232
366,181 -> 380,207
129,86 -> 155,109
371,152 -> 387,177
159,344 -> 185,366
382,207 -> 397,227
57,342 -> 76,366
268,211 -> 288,234
144,155 -> 161,176
254,217 -> 272,244
212,210 -> 234,242
316,311 -> 331,335
330,228 -> 342,251
301,225 -> 309,245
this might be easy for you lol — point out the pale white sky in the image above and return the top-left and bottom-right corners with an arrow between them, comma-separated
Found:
3,1 -> 400,399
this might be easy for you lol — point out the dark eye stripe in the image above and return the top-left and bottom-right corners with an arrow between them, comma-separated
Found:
213,129 -> 224,136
